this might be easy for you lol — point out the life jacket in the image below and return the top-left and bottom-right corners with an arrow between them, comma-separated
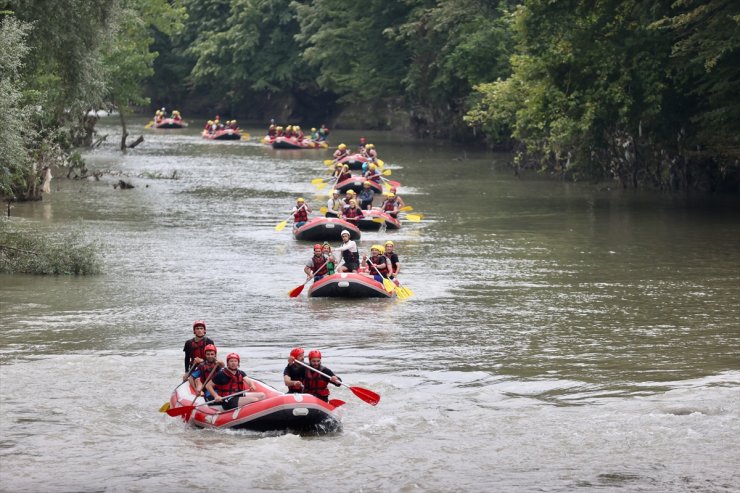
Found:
329,198 -> 342,213
344,207 -> 363,220
341,243 -> 359,265
338,172 -> 352,182
304,365 -> 330,397
294,206 -> 308,223
311,255 -> 328,276
186,337 -> 210,360
197,361 -> 219,383
383,199 -> 398,212
366,172 -> 381,184
213,369 -> 246,397
368,255 -> 389,274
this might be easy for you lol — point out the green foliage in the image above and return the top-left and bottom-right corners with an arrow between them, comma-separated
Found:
0,16 -> 33,199
0,221 -> 103,275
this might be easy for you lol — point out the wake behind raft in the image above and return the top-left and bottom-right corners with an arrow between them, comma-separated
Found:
168,379 -> 343,433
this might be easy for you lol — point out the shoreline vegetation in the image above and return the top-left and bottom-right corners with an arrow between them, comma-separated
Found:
0,221 -> 102,275
1,0 -> 738,209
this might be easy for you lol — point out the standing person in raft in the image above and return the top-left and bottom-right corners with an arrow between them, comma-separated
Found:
183,320 -> 215,372
284,347 -> 306,393
206,353 -> 265,409
304,350 -> 342,402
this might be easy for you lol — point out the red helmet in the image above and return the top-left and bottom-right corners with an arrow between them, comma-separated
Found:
204,344 -> 217,354
313,244 -> 322,251
192,320 -> 206,332
360,137 -> 366,143
290,347 -> 304,358
226,352 -> 240,363
308,350 -> 322,360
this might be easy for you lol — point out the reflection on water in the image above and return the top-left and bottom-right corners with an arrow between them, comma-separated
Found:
1,116 -> 739,491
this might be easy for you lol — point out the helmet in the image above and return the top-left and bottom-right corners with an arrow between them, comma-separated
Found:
297,197 -> 305,203
346,190 -> 356,195
362,163 -> 368,172
290,347 -> 304,358
388,193 -> 396,198
390,187 -> 397,193
385,240 -> 394,247
349,199 -> 357,205
311,127 -> 316,132
360,137 -> 366,144
313,244 -> 323,251
369,163 -> 377,169
338,144 -> 347,150
341,230 -> 350,237
193,320 -> 206,332
371,244 -> 383,252
226,352 -> 240,363
342,165 -> 349,171
204,344 -> 217,354
363,181 -> 370,187
331,189 -> 339,195
308,350 -> 322,360
366,144 -> 374,149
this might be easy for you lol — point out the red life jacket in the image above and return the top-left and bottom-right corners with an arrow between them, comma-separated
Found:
338,172 -> 352,182
213,369 -> 246,397
311,255 -> 328,275
344,207 -> 363,220
294,206 -> 308,223
186,337 -> 210,360
369,255 -> 389,274
304,365 -> 330,397
383,199 -> 398,212
197,361 -> 219,383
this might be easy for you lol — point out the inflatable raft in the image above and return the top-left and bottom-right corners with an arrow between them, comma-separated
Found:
338,153 -> 369,170
169,379 -> 342,433
357,209 -> 402,231
202,129 -> 242,140
272,137 -> 328,149
308,272 -> 395,298
153,118 -> 187,129
293,217 -> 361,241
334,177 -> 383,195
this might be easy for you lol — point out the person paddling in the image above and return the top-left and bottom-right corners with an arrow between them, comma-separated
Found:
183,320 -> 215,372
303,350 -> 342,402
384,240 -> 401,279
305,244 -> 329,282
363,244 -> 392,282
292,197 -> 311,229
187,344 -> 224,400
206,353 -> 265,409
284,348 -> 306,393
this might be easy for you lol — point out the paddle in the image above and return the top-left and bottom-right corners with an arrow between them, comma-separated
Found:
366,256 -> 397,293
289,258 -> 330,298
399,205 -> 413,212
329,399 -> 346,408
275,204 -> 306,232
401,212 -> 423,222
166,389 -> 249,417
144,121 -> 155,129
294,359 -> 380,406
159,363 -> 199,412
380,177 -> 401,188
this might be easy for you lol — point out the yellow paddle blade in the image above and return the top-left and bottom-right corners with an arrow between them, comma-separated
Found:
315,182 -> 327,191
159,402 -> 170,412
382,169 -> 392,176
240,132 -> 251,140
377,159 -> 385,168
382,278 -> 396,293
396,288 -> 408,300
383,181 -> 392,190
401,285 -> 414,297
320,206 -> 328,214
145,121 -> 154,128
324,159 -> 334,166
372,217 -> 386,223
275,220 -> 288,232
311,177 -> 327,185
404,214 -> 422,222
399,205 -> 413,212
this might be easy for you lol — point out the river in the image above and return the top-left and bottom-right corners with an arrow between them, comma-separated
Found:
1,116 -> 739,492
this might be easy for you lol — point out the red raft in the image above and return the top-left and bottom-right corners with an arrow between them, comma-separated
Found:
338,153 -> 369,171
357,209 -> 402,231
308,272 -> 395,298
335,176 -> 383,195
153,118 -> 187,129
202,129 -> 242,140
293,217 -> 361,241
272,137 -> 328,149
169,379 -> 342,433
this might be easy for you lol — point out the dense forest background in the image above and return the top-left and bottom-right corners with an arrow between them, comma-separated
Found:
1,0 -> 738,198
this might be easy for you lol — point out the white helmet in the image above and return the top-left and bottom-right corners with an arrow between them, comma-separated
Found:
341,230 -> 350,237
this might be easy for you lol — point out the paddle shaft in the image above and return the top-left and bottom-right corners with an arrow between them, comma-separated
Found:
293,359 -> 342,387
